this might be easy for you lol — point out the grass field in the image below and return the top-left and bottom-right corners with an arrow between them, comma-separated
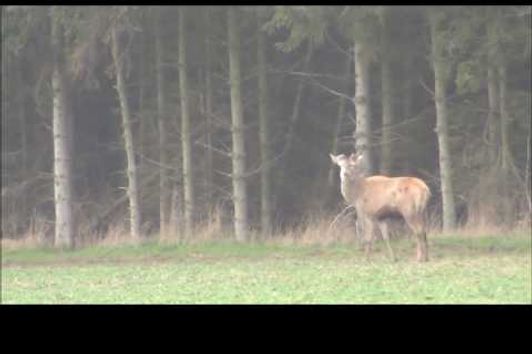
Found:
2,233 -> 531,304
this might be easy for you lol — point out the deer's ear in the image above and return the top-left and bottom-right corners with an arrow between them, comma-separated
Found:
330,154 -> 345,165
349,152 -> 363,164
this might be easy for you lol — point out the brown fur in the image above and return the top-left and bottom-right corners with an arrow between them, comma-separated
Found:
331,153 -> 431,262
360,176 -> 430,218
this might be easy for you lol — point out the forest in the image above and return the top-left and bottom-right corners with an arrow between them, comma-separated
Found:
2,6 -> 531,248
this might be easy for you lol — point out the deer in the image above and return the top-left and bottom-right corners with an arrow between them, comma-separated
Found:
330,152 -> 431,262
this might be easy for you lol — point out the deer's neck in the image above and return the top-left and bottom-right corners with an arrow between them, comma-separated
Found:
340,172 -> 365,205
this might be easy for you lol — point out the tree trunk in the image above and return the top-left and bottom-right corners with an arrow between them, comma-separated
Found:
498,64 -> 512,172
155,9 -> 170,237
111,27 -> 141,240
17,63 -> 28,230
204,8 -> 214,206
379,9 -> 394,175
353,41 -> 374,175
276,44 -> 313,216
284,44 -> 313,157
169,181 -> 182,240
526,120 -> 532,217
227,7 -> 248,242
179,7 -> 195,236
486,65 -> 499,165
402,51 -> 413,124
327,50 -> 351,189
257,10 -> 272,236
400,50 -> 414,174
429,14 -> 457,230
138,11 -> 148,174
327,96 -> 347,188
51,9 -> 74,248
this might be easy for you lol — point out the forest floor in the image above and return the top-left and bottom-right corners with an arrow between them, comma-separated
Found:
1,232 -> 530,304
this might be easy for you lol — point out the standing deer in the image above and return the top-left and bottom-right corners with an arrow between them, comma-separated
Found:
330,152 -> 431,262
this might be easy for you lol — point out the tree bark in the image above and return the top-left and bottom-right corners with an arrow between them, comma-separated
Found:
227,7 -> 248,242
17,62 -> 28,229
379,9 -> 394,175
327,50 -> 351,189
526,120 -> 532,217
400,50 -> 414,174
284,44 -> 313,157
353,41 -> 374,175
169,181 -> 182,240
204,8 -> 214,206
17,64 -> 28,184
257,10 -> 272,236
402,47 -> 413,125
276,44 -> 313,215
487,65 -> 499,165
111,26 -> 141,240
429,14 -> 457,230
155,9 -> 170,237
51,8 -> 74,248
498,64 -> 512,172
179,7 -> 195,236
138,11 -> 148,174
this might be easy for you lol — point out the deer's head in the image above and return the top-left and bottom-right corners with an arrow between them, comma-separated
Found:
330,152 -> 364,182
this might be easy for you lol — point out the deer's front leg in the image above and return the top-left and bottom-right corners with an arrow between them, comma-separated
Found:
362,218 -> 375,261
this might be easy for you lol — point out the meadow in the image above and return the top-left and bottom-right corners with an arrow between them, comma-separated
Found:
2,232 -> 530,304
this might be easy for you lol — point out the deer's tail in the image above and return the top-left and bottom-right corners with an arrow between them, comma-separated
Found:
415,181 -> 431,231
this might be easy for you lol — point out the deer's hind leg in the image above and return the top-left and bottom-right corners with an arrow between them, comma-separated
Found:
377,220 -> 396,262
405,215 -> 428,262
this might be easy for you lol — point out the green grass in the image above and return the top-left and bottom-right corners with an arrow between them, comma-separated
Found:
2,233 -> 531,304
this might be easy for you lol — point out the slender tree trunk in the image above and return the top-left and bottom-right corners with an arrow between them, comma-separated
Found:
327,50 -> 351,189
353,41 -> 374,175
111,27 -> 141,240
498,63 -> 516,225
498,64 -> 512,172
276,44 -> 313,215
179,7 -> 195,236
155,9 -> 170,237
227,7 -> 248,242
327,96 -> 346,188
257,10 -> 272,236
380,58 -> 394,174
429,15 -> 457,230
526,121 -> 532,217
17,65 -> 28,184
400,50 -> 414,174
284,44 -> 313,156
51,9 -> 73,248
17,63 -> 28,230
379,9 -> 394,175
487,65 -> 499,165
169,182 -> 181,240
402,51 -> 413,123
138,12 -> 148,174
204,8 -> 214,206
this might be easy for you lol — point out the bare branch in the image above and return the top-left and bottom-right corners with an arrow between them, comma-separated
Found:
136,152 -> 179,172
419,77 -> 435,97
328,205 -> 356,234
195,141 -> 232,158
